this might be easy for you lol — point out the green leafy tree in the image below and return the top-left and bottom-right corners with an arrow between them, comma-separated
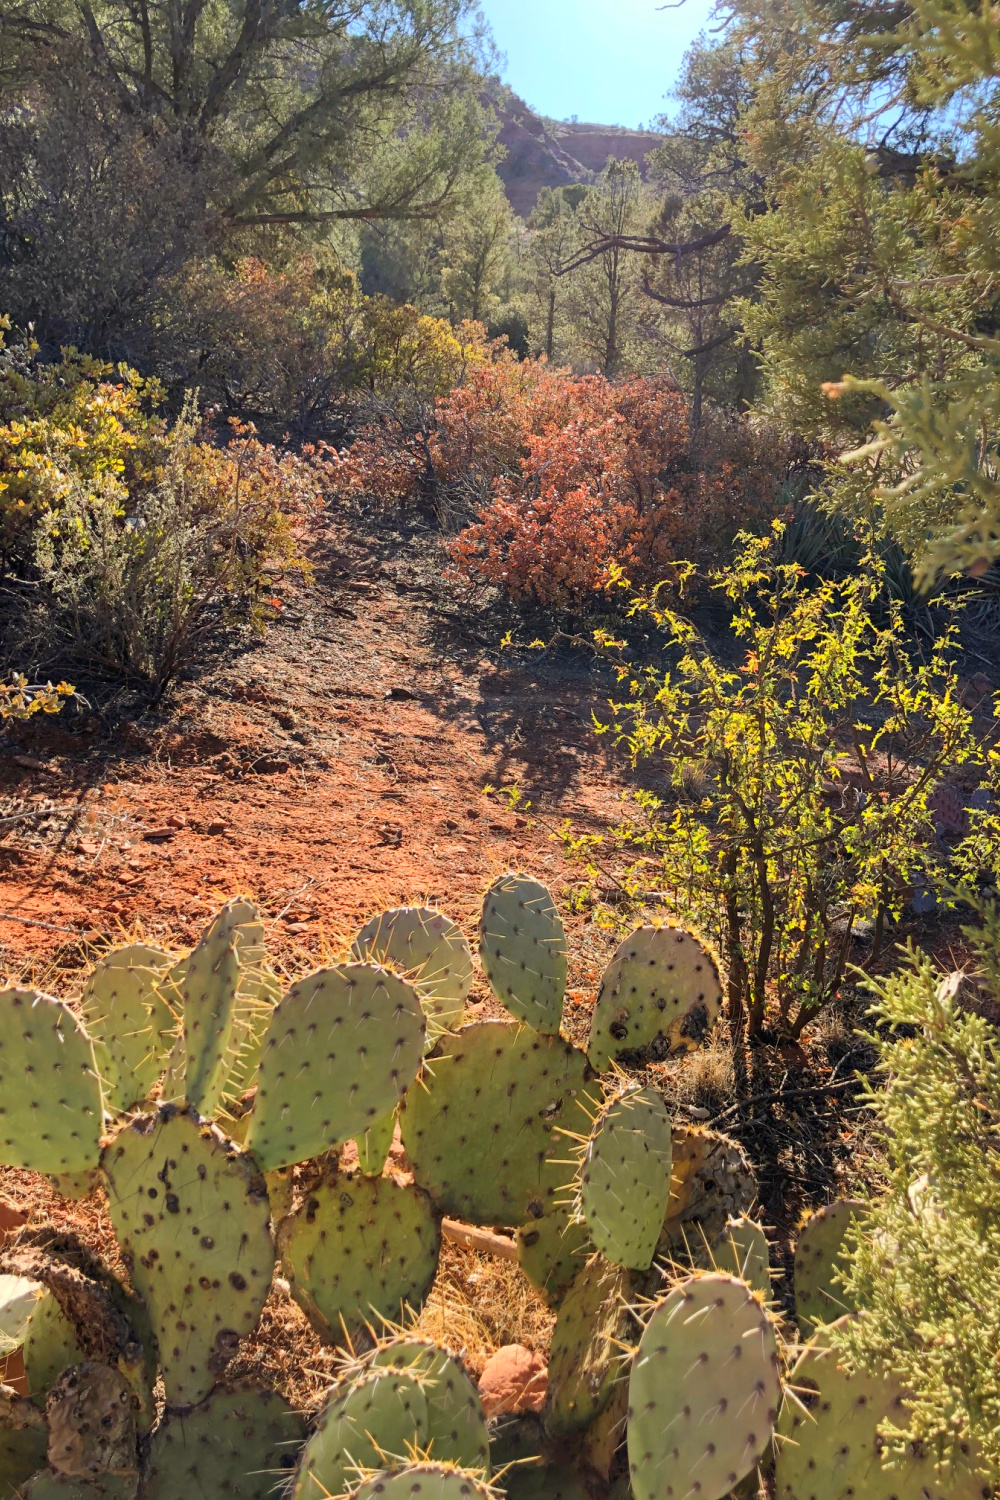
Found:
562,160 -> 646,376
592,528 -> 978,1042
521,185 -> 587,360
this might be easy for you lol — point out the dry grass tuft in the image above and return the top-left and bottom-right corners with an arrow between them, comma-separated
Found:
413,1240 -> 555,1376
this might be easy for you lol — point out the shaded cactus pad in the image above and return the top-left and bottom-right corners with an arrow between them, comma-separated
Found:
278,1172 -> 440,1347
546,1254 -> 631,1436
793,1198 -> 866,1332
400,1021 -> 597,1226
290,1368 -> 430,1500
628,1274 -> 781,1500
0,988 -> 102,1176
587,925 -> 722,1072
102,1106 -> 274,1409
479,874 -> 567,1033
352,1466 -> 497,1500
144,1385 -> 304,1499
246,962 -> 425,1171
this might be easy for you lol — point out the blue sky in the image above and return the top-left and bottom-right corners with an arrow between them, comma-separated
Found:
477,0 -> 718,129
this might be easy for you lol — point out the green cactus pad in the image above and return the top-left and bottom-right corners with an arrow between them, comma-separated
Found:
400,1021 -> 597,1227
181,927 -> 240,1116
576,1086 -> 673,1271
22,1292 -> 85,1405
0,1395 -> 48,1498
695,1216 -> 771,1297
246,963 -> 425,1172
22,1476 -> 137,1499
516,1206 -> 592,1306
628,1273 -> 781,1500
657,1125 -> 756,1257
144,1385 -> 304,1500
278,1172 -> 440,1347
587,925 -> 722,1072
80,944 -> 175,1114
290,1369 -> 430,1500
546,1254 -> 630,1436
213,965 -> 281,1145
102,1105 -> 275,1409
352,1466 -> 495,1500
793,1199 -> 866,1333
775,1319 -> 992,1500
0,988 -> 102,1175
351,908 -> 473,1043
356,1111 -> 397,1177
371,1339 -> 490,1474
479,875 -> 567,1034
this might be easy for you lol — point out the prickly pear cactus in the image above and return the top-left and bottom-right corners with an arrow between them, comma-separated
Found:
793,1199 -> 866,1332
143,1385 -> 304,1500
45,1362 -> 136,1480
657,1125 -> 756,1257
516,1207 -> 591,1306
0,990 -> 102,1176
695,1216 -> 771,1297
587,925 -> 722,1072
181,925 -> 240,1117
0,1275 -> 42,1356
356,1111 -> 397,1177
775,1318 -> 992,1500
290,1368 -> 430,1500
22,1294 -> 84,1406
369,1339 -> 490,1474
400,1021 -> 597,1226
278,1172 -> 440,1348
479,875 -> 567,1034
102,1105 -> 274,1408
21,1472 -> 137,1498
351,907 -> 473,1042
546,1254 -> 631,1436
80,945 -> 175,1114
628,1273 -> 782,1500
246,963 -> 425,1171
575,1086 -> 672,1271
352,1465 -> 495,1500
0,1383 -> 49,1493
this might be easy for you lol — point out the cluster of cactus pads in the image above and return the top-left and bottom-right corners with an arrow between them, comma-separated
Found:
0,878 -> 991,1499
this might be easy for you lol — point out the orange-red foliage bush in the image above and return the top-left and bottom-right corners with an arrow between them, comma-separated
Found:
331,358 -> 789,607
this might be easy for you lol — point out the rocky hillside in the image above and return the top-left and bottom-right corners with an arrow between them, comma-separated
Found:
492,90 -> 662,217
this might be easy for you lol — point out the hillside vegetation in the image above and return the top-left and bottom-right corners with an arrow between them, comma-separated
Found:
1,2 -> 1000,1498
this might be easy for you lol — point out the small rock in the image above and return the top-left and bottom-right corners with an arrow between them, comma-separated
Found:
74,840 -> 100,857
165,814 -> 186,829
206,821 -> 227,836
11,756 -> 51,772
385,686 -> 417,701
478,1345 -> 548,1418
142,828 -> 176,842
0,1198 -> 27,1244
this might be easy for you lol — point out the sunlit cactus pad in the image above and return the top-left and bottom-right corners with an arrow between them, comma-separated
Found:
0,988 -> 102,1176
80,943 -> 174,1114
793,1198 -> 866,1332
479,874 -> 567,1033
775,1319 -> 992,1500
246,962 -> 425,1170
371,1338 -> 490,1473
102,1105 -> 275,1408
628,1273 -> 781,1500
290,1368 -> 429,1500
695,1215 -> 771,1297
576,1085 -> 673,1271
351,906 -> 474,1040
546,1254 -> 631,1436
400,1020 -> 597,1226
587,924 -> 722,1072
143,1385 -> 304,1500
278,1171 -> 440,1346
352,1464 -> 497,1500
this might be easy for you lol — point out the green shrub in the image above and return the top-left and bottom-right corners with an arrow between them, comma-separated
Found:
590,527 -> 980,1040
24,405 -> 320,698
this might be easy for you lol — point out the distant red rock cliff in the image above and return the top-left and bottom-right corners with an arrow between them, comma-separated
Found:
490,89 -> 663,218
